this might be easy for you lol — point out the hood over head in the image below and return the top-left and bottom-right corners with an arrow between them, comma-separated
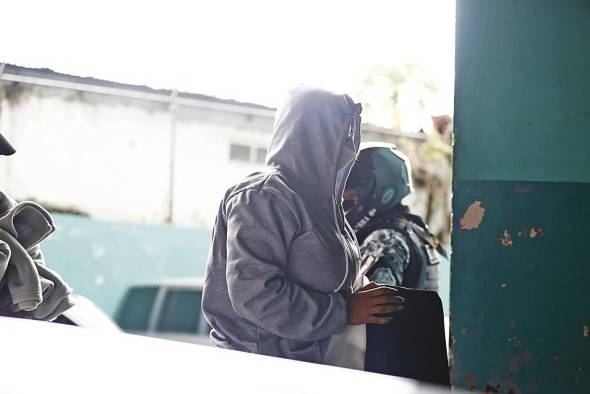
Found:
265,86 -> 362,199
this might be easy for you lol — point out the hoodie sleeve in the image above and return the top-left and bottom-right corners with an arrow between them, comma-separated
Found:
0,192 -> 47,267
225,189 -> 347,341
28,245 -> 46,267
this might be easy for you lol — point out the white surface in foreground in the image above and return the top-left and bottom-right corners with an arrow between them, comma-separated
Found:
1,317 -> 448,394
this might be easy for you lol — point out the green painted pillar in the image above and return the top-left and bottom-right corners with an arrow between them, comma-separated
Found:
451,1 -> 590,392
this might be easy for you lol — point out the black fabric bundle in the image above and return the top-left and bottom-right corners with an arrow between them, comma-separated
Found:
364,286 -> 450,387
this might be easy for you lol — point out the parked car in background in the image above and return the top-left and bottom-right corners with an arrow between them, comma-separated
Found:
116,278 -> 210,345
53,294 -> 121,331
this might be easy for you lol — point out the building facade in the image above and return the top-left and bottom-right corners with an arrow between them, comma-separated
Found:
0,64 -> 428,228
0,64 -> 449,318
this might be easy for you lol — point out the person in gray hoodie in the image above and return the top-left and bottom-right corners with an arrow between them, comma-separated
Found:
202,87 -> 404,363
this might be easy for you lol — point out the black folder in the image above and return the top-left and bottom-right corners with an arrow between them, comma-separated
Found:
364,287 -> 450,387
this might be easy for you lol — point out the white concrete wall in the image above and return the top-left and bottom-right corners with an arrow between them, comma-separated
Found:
0,80 -> 429,230
172,114 -> 271,226
0,82 -> 273,227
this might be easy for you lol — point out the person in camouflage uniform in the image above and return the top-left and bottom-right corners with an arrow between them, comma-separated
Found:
343,142 -> 446,291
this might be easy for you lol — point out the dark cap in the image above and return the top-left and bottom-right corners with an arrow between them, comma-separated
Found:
0,133 -> 16,156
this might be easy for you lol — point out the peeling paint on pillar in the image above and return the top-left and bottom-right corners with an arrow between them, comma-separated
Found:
451,181 -> 590,392
499,230 -> 513,247
460,201 -> 485,230
529,228 -> 544,238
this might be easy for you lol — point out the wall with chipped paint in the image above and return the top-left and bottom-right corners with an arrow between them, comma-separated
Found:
451,0 -> 590,392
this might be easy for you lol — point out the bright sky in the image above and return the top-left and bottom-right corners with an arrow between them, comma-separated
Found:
2,0 -> 455,113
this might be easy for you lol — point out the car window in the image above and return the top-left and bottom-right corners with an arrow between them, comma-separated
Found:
117,286 -> 159,331
156,289 -> 202,333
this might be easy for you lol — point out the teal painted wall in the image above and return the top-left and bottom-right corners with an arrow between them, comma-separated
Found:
452,0 -> 590,392
42,214 -> 211,317
454,0 -> 590,183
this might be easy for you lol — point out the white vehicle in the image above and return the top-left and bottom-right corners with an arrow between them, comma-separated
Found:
54,294 -> 121,331
116,278 -> 210,345
1,316 -> 454,394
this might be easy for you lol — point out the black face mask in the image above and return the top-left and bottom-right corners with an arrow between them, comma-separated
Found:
343,95 -> 362,153
0,133 -> 15,156
335,96 -> 362,198
335,141 -> 357,199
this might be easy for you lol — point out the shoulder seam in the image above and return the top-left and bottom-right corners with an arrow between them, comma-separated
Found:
225,178 -> 302,231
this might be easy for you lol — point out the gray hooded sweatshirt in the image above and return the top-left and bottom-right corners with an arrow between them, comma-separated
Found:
202,87 -> 362,363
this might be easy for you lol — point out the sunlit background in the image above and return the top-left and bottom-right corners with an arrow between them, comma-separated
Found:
1,0 -> 455,340
3,0 -> 455,128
